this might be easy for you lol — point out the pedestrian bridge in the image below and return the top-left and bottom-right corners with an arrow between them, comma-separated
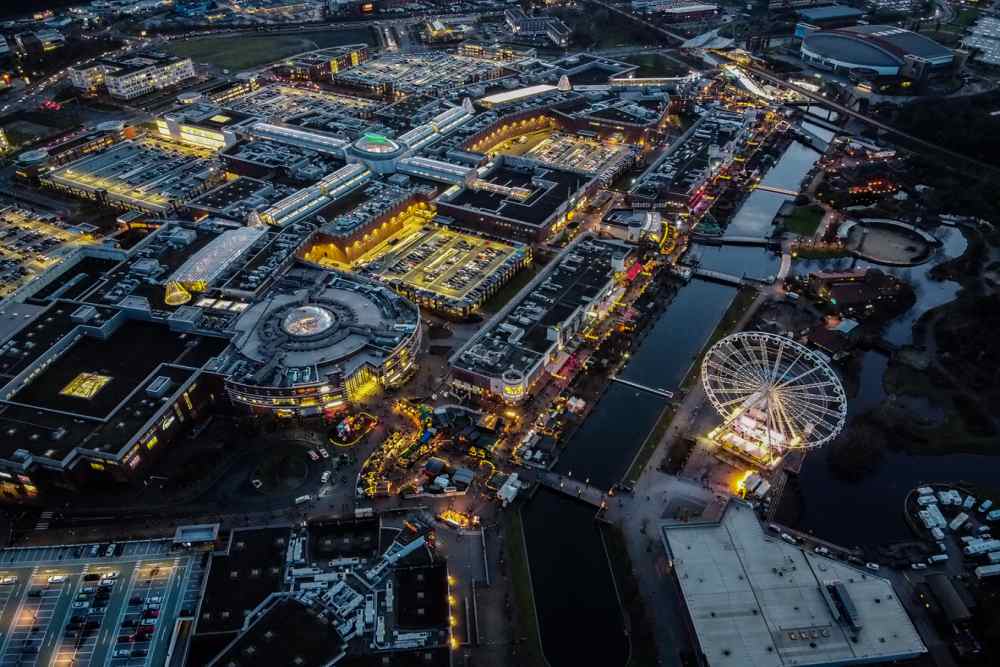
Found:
520,469 -> 610,509
611,376 -> 674,398
692,235 -> 781,248
754,184 -> 799,197
692,268 -> 745,286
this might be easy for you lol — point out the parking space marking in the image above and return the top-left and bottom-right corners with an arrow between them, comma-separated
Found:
1,568 -> 75,667
107,559 -> 179,667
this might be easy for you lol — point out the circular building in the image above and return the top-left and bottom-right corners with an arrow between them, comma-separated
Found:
348,133 -> 405,174
801,25 -> 953,77
222,272 -> 421,416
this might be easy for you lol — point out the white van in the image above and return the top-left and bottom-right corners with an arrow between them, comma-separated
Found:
295,495 -> 313,505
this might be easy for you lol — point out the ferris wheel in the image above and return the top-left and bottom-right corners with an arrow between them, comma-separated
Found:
701,332 -> 847,452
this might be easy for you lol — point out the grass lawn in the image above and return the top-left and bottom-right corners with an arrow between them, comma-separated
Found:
167,28 -> 372,71
502,509 -> 546,667
783,205 -> 824,237
622,53 -> 689,78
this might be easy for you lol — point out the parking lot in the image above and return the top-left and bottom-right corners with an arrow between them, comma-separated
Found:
0,541 -> 198,667
106,559 -> 187,667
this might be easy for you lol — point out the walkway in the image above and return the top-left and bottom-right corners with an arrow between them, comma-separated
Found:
611,376 -> 674,398
519,469 -> 611,509
693,235 -> 780,248
754,184 -> 799,196
690,268 -> 745,286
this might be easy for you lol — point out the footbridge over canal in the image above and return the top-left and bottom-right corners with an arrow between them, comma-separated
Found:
519,468 -> 613,510
692,234 -> 782,249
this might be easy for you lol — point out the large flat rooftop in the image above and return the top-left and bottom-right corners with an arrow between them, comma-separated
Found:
661,502 -> 926,667
451,236 -> 628,379
444,162 -> 589,229
207,596 -> 343,667
334,52 -> 506,95
43,136 -> 219,213
9,319 -> 195,418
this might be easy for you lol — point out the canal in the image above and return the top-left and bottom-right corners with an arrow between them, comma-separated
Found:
522,135 -> 822,667
523,128 -> 957,664
523,275 -> 738,667
622,278 -> 738,393
524,488 -> 629,667
553,381 -> 666,490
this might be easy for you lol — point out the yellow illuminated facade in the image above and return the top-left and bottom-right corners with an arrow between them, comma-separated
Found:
164,281 -> 193,306
60,372 -> 112,399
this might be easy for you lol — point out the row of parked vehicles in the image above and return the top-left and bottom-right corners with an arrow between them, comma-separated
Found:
113,590 -> 163,658
64,570 -> 119,651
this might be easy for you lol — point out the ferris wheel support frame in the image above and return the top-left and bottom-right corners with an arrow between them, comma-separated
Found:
700,331 -> 848,454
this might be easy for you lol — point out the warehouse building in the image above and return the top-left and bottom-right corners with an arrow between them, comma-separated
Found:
0,302 -> 227,497
661,502 -> 927,667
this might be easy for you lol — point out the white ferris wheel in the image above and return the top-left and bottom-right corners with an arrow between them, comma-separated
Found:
701,332 -> 847,452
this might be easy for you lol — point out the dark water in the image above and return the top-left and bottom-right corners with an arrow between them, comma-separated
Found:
524,278 -> 737,667
852,350 -> 889,415
802,121 -> 836,144
524,489 -> 629,667
723,190 -> 790,238
761,141 -> 821,192
723,139 -> 821,239
794,448 -> 1000,546
694,244 -> 781,281
554,381 -> 665,490
621,278 -> 738,392
792,226 -> 968,347
790,227 -> 981,545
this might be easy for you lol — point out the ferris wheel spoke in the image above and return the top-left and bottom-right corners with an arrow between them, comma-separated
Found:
723,344 -> 765,384
770,336 -> 787,384
716,394 -> 758,412
706,360 -> 761,389
772,393 -> 801,443
781,390 -> 844,413
703,333 -> 846,452
758,337 -> 776,383
773,363 -> 823,391
772,346 -> 806,387
781,380 -> 838,394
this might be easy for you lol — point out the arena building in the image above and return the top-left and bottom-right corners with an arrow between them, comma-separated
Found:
216,267 -> 421,416
801,25 -> 954,77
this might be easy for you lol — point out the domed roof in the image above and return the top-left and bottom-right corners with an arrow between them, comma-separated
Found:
352,133 -> 401,156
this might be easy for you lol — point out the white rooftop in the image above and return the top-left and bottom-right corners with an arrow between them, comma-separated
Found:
661,502 -> 926,667
478,84 -> 558,106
